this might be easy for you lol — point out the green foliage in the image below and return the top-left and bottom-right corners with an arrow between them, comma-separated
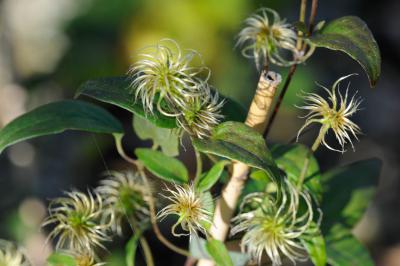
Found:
135,148 -> 189,184
301,223 -> 327,266
206,239 -> 234,266
325,224 -> 374,266
271,144 -> 322,202
133,115 -> 179,156
0,100 -> 123,154
310,16 -> 381,87
320,158 -> 381,234
47,253 -> 76,266
195,160 -> 229,192
189,235 -> 250,266
193,121 -> 281,182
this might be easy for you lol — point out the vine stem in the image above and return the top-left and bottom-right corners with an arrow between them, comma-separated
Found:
264,0 -> 320,138
296,125 -> 327,189
197,71 -> 282,266
194,146 -> 203,181
114,134 -> 191,257
128,219 -> 155,266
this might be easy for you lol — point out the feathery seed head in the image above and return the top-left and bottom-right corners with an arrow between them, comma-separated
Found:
43,190 -> 110,253
297,74 -> 362,153
237,8 -> 304,69
157,184 -> 212,237
231,180 -> 316,266
0,240 -> 31,266
177,83 -> 224,139
129,39 -> 209,116
96,171 -> 150,235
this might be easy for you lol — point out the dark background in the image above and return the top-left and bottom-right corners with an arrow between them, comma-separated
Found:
0,0 -> 399,265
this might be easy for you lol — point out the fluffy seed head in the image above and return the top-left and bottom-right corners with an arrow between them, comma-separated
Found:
297,74 -> 362,153
237,8 -> 304,68
43,190 -> 110,253
177,83 -> 224,139
157,184 -> 212,237
231,180 -> 316,266
129,39 -> 208,116
0,240 -> 31,266
96,171 -> 150,235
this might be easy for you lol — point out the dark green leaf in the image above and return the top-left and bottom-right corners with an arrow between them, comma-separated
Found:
301,223 -> 327,266
125,230 -> 142,266
0,100 -> 123,154
271,144 -> 322,202
325,224 -> 373,266
206,239 -> 234,266
309,16 -> 381,87
47,253 -> 76,266
320,158 -> 381,234
135,148 -> 188,184
193,122 -> 281,182
195,160 -> 229,192
133,115 -> 179,156
189,235 -> 250,266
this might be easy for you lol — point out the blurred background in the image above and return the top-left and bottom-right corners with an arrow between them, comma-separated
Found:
0,0 -> 398,265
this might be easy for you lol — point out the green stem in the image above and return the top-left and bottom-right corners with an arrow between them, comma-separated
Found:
297,125 -> 328,190
139,236 -> 154,266
194,147 -> 203,181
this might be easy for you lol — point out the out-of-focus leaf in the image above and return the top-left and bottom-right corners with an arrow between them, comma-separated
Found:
301,223 -> 327,266
47,253 -> 76,266
125,230 -> 142,266
193,122 -> 281,182
189,235 -> 250,266
320,158 -> 381,234
0,100 -> 123,154
271,144 -> 322,202
309,16 -> 381,87
76,77 -> 177,128
195,160 -> 229,192
325,224 -> 373,266
206,239 -> 234,266
133,115 -> 179,156
135,148 -> 188,184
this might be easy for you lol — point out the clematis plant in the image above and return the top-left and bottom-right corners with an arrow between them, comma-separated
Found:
0,1 -> 382,266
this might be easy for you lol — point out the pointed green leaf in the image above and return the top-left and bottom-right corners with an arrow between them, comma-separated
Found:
135,148 -> 188,184
309,16 -> 381,87
301,223 -> 327,266
47,253 -> 76,266
195,160 -> 229,192
192,122 -> 281,181
320,158 -> 381,234
206,239 -> 234,266
271,144 -> 322,202
0,100 -> 123,154
133,115 -> 179,156
325,224 -> 373,266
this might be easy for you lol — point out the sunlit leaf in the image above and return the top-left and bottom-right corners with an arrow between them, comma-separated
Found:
195,160 -> 229,192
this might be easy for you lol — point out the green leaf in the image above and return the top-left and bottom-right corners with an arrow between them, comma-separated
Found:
125,230 -> 142,266
0,100 -> 123,154
76,77 -> 176,128
301,223 -> 327,266
195,160 -> 229,192
76,77 -> 247,128
47,253 -> 76,266
271,144 -> 322,202
206,239 -> 234,266
133,115 -> 179,156
320,158 -> 381,234
135,148 -> 188,184
189,235 -> 250,266
325,224 -> 373,266
309,16 -> 381,87
193,122 -> 281,182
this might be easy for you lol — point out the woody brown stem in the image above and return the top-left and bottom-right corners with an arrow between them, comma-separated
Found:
197,71 -> 282,266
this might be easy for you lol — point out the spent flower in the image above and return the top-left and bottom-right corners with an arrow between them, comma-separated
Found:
96,171 -> 150,235
231,180 -> 316,266
0,240 -> 31,266
297,74 -> 362,152
43,190 -> 110,252
157,183 -> 212,237
129,39 -> 208,116
237,8 -> 307,68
